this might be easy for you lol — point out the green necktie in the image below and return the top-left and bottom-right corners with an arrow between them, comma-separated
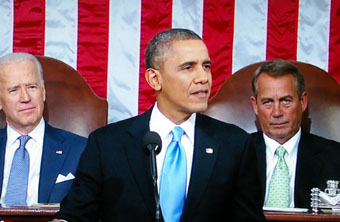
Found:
266,146 -> 290,208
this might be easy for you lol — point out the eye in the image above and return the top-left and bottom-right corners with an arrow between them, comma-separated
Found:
183,65 -> 192,70
281,98 -> 292,105
27,85 -> 38,90
9,88 -> 18,94
262,100 -> 272,105
203,63 -> 211,70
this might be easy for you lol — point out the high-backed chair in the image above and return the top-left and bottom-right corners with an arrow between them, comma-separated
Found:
0,56 -> 108,137
204,61 -> 340,143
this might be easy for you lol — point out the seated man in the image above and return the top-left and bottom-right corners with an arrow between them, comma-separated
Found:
250,59 -> 340,208
52,28 -> 265,222
0,52 -> 87,206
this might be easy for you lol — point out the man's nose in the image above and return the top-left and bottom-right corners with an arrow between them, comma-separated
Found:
20,88 -> 31,102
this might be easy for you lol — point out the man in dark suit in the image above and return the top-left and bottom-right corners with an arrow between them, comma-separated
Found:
250,59 -> 340,209
0,52 -> 86,205
53,28 -> 265,222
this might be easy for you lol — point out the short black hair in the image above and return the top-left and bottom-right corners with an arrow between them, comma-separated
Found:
145,28 -> 202,69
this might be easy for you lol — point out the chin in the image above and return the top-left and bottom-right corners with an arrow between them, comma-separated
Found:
193,103 -> 208,113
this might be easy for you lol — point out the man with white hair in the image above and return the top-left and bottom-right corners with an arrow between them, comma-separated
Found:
0,52 -> 86,206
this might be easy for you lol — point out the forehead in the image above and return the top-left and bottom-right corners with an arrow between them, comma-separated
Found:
0,60 -> 40,82
163,39 -> 208,63
257,73 -> 298,96
168,39 -> 208,54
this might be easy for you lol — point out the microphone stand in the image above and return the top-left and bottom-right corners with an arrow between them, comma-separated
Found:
149,145 -> 161,222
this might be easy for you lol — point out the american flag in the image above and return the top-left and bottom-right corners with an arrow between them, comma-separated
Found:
1,0 -> 339,123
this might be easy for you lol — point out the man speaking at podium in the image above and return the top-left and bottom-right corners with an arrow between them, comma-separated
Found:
53,28 -> 265,222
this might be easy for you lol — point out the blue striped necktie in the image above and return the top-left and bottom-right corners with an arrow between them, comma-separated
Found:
160,126 -> 187,222
5,135 -> 31,206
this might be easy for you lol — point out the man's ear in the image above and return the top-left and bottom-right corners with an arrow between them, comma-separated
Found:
43,86 -> 46,102
300,91 -> 308,112
250,96 -> 258,116
145,68 -> 162,91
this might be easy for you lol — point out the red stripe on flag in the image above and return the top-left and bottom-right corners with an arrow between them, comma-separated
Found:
203,0 -> 235,98
266,0 -> 299,60
13,0 -> 45,55
77,0 -> 109,99
138,0 -> 172,114
329,0 -> 340,83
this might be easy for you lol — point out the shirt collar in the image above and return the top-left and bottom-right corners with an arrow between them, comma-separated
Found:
6,118 -> 45,146
263,128 -> 301,156
150,102 -> 195,143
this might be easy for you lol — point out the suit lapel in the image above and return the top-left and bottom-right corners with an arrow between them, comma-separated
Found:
254,132 -> 267,203
124,109 -> 157,217
183,114 -> 219,214
0,128 -> 7,196
294,131 -> 323,208
38,124 -> 69,203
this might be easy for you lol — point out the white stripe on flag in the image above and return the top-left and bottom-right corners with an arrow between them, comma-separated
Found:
232,0 -> 268,73
172,0 -> 204,37
107,0 -> 141,123
45,0 -> 78,68
297,0 -> 331,71
0,0 -> 13,55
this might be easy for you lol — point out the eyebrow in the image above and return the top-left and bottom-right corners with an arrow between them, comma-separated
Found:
259,94 -> 293,101
178,59 -> 212,68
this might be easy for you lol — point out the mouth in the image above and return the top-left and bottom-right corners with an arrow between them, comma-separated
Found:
19,107 -> 36,113
190,89 -> 210,99
270,121 -> 288,127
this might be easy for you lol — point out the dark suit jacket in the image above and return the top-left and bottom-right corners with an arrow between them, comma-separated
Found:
252,131 -> 340,208
55,109 -> 265,222
0,123 -> 87,203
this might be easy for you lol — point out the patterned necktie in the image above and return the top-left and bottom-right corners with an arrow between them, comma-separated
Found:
266,145 -> 290,208
5,135 -> 31,206
160,126 -> 187,222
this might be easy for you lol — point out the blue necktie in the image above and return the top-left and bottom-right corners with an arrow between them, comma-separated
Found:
5,135 -> 31,206
160,126 -> 187,222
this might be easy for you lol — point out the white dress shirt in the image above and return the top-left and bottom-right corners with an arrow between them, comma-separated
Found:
263,128 -> 301,208
1,118 -> 45,206
149,103 -> 195,194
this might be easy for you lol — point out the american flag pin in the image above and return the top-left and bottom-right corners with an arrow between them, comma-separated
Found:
205,148 -> 213,154
56,150 -> 63,154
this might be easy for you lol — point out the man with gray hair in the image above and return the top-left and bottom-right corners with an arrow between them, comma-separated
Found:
250,59 -> 340,209
0,52 -> 86,206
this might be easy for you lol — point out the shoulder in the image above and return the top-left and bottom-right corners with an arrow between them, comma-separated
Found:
302,131 -> 340,150
196,114 -> 250,149
92,114 -> 141,137
250,131 -> 264,142
197,113 -> 249,136
45,124 -> 87,145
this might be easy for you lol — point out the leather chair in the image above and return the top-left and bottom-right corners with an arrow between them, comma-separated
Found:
204,61 -> 340,143
0,56 -> 108,137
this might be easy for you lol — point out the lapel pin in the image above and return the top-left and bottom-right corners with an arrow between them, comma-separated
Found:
56,150 -> 63,155
205,148 -> 214,154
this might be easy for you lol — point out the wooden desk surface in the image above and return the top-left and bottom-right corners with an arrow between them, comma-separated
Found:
1,207 -> 340,221
0,206 -> 58,222
265,210 -> 340,221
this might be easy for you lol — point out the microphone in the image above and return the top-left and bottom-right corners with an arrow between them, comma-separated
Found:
143,131 -> 162,222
